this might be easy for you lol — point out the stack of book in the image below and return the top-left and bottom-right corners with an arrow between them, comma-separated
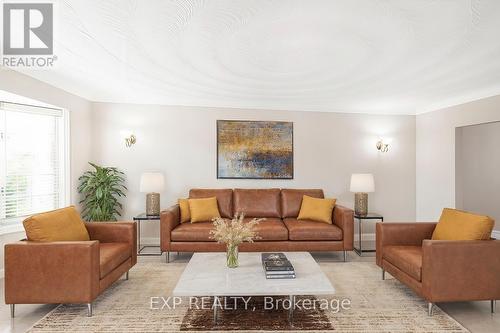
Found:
261,253 -> 296,279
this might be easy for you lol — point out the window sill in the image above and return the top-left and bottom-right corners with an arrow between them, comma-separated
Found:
0,223 -> 25,235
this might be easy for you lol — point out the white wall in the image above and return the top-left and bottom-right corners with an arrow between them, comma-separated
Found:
92,102 -> 416,238
456,121 -> 500,231
0,70 -> 93,273
416,94 -> 500,221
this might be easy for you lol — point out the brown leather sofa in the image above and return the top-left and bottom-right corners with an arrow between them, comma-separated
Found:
376,222 -> 500,315
4,222 -> 137,317
161,188 -> 354,262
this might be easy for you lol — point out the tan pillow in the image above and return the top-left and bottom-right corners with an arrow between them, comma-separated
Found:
23,206 -> 90,242
432,208 -> 494,240
297,195 -> 337,224
178,198 -> 191,223
188,197 -> 221,223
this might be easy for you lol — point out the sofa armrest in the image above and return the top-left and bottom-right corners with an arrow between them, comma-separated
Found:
85,222 -> 137,265
376,222 -> 436,266
160,204 -> 180,251
422,239 -> 500,302
4,241 -> 100,304
333,205 -> 354,250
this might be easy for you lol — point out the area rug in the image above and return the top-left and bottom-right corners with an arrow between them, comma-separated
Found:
28,259 -> 469,332
180,296 -> 334,331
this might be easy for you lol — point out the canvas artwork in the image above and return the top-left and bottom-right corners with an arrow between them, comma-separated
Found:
217,120 -> 293,179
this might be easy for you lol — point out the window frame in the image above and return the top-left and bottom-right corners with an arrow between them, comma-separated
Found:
0,101 -> 70,234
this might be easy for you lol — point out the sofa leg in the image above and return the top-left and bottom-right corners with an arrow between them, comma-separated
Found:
382,269 -> 385,280
343,250 -> 347,262
166,251 -> 170,263
492,300 -> 496,314
428,302 -> 434,316
10,304 -> 15,318
125,271 -> 129,280
87,303 -> 93,317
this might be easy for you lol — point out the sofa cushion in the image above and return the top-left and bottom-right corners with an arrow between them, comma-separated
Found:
243,218 -> 288,241
188,197 -> 221,223
171,222 -> 215,242
432,208 -> 494,241
283,218 -> 343,241
383,245 -> 422,281
297,195 -> 336,224
99,243 -> 131,279
233,188 -> 281,218
189,189 -> 233,218
23,206 -> 90,242
281,189 -> 324,218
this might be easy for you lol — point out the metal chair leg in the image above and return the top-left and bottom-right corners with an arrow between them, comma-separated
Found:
125,271 -> 129,280
166,251 -> 170,263
382,269 -> 385,280
10,304 -> 15,318
343,250 -> 347,262
428,302 -> 434,316
492,300 -> 496,313
87,303 -> 93,317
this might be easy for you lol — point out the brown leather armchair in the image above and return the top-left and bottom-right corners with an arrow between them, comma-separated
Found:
4,222 -> 137,317
376,222 -> 500,315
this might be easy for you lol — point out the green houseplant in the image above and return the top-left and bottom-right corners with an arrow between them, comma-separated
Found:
78,162 -> 127,221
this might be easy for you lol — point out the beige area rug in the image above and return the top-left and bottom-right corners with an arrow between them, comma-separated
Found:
28,260 -> 469,332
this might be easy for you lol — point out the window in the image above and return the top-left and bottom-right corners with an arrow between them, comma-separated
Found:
0,101 -> 69,227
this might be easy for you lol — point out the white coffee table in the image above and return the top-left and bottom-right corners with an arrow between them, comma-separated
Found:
173,252 -> 335,324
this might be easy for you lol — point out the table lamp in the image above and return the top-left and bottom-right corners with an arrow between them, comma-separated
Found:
350,173 -> 375,216
140,172 -> 165,216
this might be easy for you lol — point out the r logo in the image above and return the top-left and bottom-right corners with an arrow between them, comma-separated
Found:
2,3 -> 53,55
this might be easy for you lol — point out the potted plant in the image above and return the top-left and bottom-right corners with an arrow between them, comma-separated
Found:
78,162 -> 127,221
210,213 -> 262,268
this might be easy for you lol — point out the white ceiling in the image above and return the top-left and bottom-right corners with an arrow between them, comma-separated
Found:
14,0 -> 500,114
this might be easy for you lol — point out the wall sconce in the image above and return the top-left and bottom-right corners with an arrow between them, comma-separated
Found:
125,134 -> 136,147
376,140 -> 389,153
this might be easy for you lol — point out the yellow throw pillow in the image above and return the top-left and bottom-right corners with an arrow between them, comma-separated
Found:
188,197 -> 221,223
23,206 -> 90,242
432,208 -> 494,240
178,198 -> 191,223
297,195 -> 337,224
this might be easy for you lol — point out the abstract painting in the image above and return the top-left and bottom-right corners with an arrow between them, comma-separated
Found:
217,120 -> 293,179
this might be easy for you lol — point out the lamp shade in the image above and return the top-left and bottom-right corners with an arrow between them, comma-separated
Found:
350,173 -> 375,193
140,172 -> 165,193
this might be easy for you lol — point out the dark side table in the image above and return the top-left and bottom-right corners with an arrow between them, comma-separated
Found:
133,213 -> 163,256
353,213 -> 384,256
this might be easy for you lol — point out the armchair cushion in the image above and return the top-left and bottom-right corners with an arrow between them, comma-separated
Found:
178,198 -> 191,223
23,206 -> 90,242
99,243 -> 131,278
432,208 -> 494,241
383,245 -> 422,281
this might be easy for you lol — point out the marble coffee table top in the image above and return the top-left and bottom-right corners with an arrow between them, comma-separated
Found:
172,252 -> 335,296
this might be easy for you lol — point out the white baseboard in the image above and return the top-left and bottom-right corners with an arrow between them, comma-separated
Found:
492,230 -> 500,239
